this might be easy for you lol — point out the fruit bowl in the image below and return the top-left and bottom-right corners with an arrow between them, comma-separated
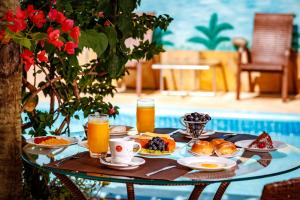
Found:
180,112 -> 211,139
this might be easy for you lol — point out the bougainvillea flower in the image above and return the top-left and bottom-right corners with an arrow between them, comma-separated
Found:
48,9 -> 58,21
16,7 -> 27,19
104,20 -> 111,27
8,18 -> 27,32
4,10 -> 14,22
26,5 -> 35,18
21,49 -> 34,72
56,11 -> 66,24
0,30 -> 5,41
48,29 -> 60,41
47,26 -> 54,34
31,10 -> 46,28
64,41 -> 77,55
108,107 -> 115,115
37,50 -> 48,63
70,26 -> 80,43
98,11 -> 104,18
48,29 -> 64,50
38,40 -> 45,48
61,19 -> 74,32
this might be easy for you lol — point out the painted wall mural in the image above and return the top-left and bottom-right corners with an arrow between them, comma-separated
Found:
138,0 -> 300,51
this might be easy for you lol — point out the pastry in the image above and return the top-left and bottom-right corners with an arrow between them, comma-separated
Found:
210,139 -> 226,148
215,141 -> 237,155
249,131 -> 273,149
110,125 -> 126,133
191,140 -> 214,155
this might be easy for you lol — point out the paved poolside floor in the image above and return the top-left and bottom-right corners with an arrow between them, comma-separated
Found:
105,90 -> 300,114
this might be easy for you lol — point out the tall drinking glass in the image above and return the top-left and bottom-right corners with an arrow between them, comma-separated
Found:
87,114 -> 109,158
136,98 -> 155,133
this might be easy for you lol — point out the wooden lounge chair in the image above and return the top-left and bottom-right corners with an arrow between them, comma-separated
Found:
261,178 -> 300,200
236,13 -> 295,102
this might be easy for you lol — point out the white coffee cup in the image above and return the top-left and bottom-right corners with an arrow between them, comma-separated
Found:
109,138 -> 142,164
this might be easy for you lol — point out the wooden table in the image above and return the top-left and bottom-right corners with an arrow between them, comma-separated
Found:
152,60 -> 228,96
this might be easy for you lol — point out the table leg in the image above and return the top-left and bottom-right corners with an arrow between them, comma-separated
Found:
54,173 -> 87,200
188,183 -> 209,200
213,182 -> 230,200
126,183 -> 135,200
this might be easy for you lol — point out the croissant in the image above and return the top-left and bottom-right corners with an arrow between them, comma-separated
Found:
191,140 -> 214,155
215,141 -> 237,155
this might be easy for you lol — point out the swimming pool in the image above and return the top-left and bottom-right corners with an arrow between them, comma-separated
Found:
34,104 -> 300,148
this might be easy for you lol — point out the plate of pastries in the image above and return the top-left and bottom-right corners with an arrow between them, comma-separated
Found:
189,139 -> 241,158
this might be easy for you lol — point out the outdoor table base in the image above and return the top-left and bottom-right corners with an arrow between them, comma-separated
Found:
53,173 -> 229,200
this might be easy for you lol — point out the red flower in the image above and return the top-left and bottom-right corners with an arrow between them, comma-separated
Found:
39,40 -> 45,48
98,11 -> 104,18
37,50 -> 48,63
64,41 -> 77,55
48,9 -> 58,21
21,49 -> 34,72
26,5 -> 35,18
16,7 -> 27,19
47,26 -> 54,34
104,20 -> 111,27
108,107 -> 115,115
70,26 -> 80,43
4,8 -> 27,32
31,10 -> 46,28
48,29 -> 64,50
4,10 -> 14,22
8,18 -> 27,32
56,11 -> 66,24
0,30 -> 5,41
61,19 -> 74,32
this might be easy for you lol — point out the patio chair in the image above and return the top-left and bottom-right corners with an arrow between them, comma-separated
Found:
261,178 -> 300,200
236,13 -> 295,102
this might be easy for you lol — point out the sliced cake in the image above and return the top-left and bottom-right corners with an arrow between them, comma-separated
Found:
249,131 -> 274,149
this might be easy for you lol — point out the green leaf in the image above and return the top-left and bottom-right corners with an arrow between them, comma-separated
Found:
195,26 -> 211,39
162,40 -> 174,47
209,13 -> 218,35
104,27 -> 118,50
31,33 -> 47,41
212,36 -> 231,49
118,0 -> 137,12
79,30 -> 108,57
188,36 -> 210,48
214,23 -> 234,36
19,38 -> 32,49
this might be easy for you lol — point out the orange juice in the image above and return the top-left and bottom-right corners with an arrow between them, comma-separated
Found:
87,114 -> 109,157
137,106 -> 155,133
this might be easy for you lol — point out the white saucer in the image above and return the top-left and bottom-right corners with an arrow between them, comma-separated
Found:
99,156 -> 145,170
235,140 -> 287,152
179,130 -> 215,139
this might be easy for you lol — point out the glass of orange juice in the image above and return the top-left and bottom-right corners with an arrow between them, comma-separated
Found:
136,98 -> 155,133
87,113 -> 109,158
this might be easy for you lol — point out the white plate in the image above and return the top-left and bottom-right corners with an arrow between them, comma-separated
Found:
235,140 -> 287,152
78,140 -> 88,149
188,148 -> 243,158
110,125 -> 133,136
179,130 -> 215,139
99,156 -> 145,170
177,156 -> 236,171
26,136 -> 77,149
138,148 -> 174,156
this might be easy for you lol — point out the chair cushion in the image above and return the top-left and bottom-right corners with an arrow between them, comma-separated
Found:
241,63 -> 283,72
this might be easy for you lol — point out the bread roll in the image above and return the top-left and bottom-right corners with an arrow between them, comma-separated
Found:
191,141 -> 214,155
215,142 -> 237,155
210,139 -> 226,148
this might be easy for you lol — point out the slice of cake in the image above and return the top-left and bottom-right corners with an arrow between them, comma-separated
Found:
249,131 -> 274,149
